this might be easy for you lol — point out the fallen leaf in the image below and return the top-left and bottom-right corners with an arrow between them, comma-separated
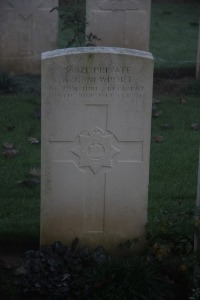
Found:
191,123 -> 200,130
153,99 -> 161,104
3,148 -> 20,157
29,168 -> 41,177
28,137 -> 40,144
152,110 -> 162,117
17,178 -> 40,188
152,136 -> 164,143
160,124 -> 173,130
189,22 -> 198,26
71,237 -> 79,252
3,142 -> 13,149
5,126 -> 15,132
27,127 -> 35,136
32,108 -> 41,119
163,10 -> 172,15
179,97 -> 187,104
152,104 -> 157,112
15,266 -> 26,276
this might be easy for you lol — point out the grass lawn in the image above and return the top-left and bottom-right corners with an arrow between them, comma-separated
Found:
0,1 -> 200,244
149,94 -> 200,231
150,3 -> 200,73
0,95 -> 41,244
0,2 -> 200,299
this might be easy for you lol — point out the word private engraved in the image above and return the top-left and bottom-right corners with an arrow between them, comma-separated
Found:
71,127 -> 120,174
99,0 -> 139,10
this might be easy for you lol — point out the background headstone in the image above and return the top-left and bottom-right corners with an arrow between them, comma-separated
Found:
196,18 -> 200,79
41,47 -> 153,253
0,0 -> 58,74
86,0 -> 151,51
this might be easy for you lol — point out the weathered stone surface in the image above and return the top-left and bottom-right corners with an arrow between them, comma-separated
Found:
41,47 -> 153,253
0,0 -> 58,74
86,0 -> 151,51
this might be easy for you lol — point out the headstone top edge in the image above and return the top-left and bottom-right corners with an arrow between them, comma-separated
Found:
42,47 -> 153,60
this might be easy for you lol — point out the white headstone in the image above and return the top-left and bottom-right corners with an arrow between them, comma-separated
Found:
0,0 -> 58,74
41,47 -> 154,253
196,19 -> 200,80
86,0 -> 151,51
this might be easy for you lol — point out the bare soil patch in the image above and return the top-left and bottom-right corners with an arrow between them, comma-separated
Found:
153,76 -> 196,97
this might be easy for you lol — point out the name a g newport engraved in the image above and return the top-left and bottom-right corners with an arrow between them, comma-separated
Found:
64,76 -> 132,84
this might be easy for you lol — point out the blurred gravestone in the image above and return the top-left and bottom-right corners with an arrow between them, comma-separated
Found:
0,0 -> 58,74
41,47 -> 154,253
86,0 -> 151,51
196,19 -> 200,79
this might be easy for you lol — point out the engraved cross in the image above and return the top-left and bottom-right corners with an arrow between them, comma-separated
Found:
69,103 -> 143,232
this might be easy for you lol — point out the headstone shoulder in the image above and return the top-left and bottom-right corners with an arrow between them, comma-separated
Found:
42,47 -> 153,60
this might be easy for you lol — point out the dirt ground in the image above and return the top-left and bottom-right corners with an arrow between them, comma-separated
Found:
153,76 -> 196,96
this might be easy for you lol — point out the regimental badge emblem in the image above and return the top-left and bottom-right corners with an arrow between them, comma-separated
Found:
71,127 -> 120,174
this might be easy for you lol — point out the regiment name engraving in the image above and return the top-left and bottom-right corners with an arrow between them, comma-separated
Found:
45,64 -> 144,108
